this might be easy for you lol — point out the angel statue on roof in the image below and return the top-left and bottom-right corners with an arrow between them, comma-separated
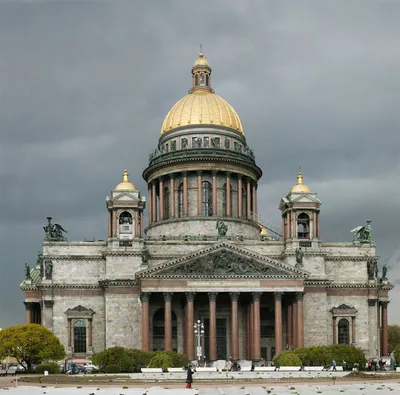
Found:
351,220 -> 373,244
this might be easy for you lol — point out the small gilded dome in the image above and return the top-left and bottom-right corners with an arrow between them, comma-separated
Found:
193,51 -> 211,68
290,169 -> 312,193
161,90 -> 243,135
115,169 -> 136,191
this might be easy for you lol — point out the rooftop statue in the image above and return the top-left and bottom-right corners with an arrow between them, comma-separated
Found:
24,262 -> 31,280
141,245 -> 150,265
351,220 -> 373,244
216,220 -> 228,236
295,247 -> 305,267
382,264 -> 388,281
43,217 -> 68,241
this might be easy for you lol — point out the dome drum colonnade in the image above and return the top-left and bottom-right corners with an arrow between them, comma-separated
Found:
140,290 -> 305,361
143,50 -> 263,237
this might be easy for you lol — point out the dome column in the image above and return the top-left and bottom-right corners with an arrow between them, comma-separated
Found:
226,172 -> 231,217
252,182 -> 257,217
169,175 -> 175,218
183,172 -> 189,216
134,211 -> 139,237
159,178 -> 164,220
197,171 -> 202,215
212,171 -> 217,216
151,181 -> 157,223
148,184 -> 152,225
140,211 -> 143,237
238,175 -> 243,218
246,178 -> 251,219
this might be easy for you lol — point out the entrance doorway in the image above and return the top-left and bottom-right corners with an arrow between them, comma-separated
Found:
204,318 -> 228,360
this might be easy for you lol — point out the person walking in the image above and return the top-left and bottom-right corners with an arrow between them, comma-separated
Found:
332,359 -> 337,371
186,364 -> 194,389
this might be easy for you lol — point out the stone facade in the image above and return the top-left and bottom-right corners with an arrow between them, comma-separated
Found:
21,51 -> 393,363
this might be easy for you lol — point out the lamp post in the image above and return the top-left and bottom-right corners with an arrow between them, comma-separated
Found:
194,319 -> 204,363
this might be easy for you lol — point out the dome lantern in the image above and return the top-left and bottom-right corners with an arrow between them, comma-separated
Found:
191,45 -> 212,93
114,169 -> 137,191
290,168 -> 312,193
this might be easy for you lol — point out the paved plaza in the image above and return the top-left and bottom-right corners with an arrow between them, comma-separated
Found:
2,383 -> 400,395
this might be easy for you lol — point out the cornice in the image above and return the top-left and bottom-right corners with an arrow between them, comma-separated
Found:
140,273 -> 304,280
325,256 -> 377,262
327,283 -> 379,289
102,251 -> 140,257
39,283 -> 102,290
99,279 -> 138,288
45,255 -> 104,261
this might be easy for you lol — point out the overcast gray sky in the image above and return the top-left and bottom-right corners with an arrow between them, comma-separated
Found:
0,0 -> 399,328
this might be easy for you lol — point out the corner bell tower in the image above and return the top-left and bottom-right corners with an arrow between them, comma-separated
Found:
279,169 -> 321,247
106,169 -> 146,246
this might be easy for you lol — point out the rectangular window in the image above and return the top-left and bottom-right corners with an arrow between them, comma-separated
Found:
192,137 -> 197,148
204,137 -> 209,147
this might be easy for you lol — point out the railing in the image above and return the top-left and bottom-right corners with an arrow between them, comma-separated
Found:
250,211 -> 282,240
119,240 -> 133,247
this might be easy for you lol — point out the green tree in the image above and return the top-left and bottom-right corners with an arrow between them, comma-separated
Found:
388,325 -> 400,353
0,324 -> 65,371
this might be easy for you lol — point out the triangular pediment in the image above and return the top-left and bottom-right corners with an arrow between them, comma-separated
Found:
290,193 -> 320,204
112,191 -> 139,201
138,243 -> 309,279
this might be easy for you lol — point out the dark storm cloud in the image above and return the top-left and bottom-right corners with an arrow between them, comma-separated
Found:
0,0 -> 399,326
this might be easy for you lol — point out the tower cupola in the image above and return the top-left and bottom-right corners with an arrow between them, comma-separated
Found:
190,46 -> 212,93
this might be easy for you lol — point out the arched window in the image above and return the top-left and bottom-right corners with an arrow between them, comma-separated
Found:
73,320 -> 87,353
119,211 -> 133,237
242,187 -> 247,217
163,187 -> 170,219
297,213 -> 310,239
338,319 -> 350,345
178,183 -> 184,218
202,181 -> 212,216
152,308 -> 178,352
206,74 -> 209,86
195,74 -> 198,86
200,73 -> 205,86
222,183 -> 233,217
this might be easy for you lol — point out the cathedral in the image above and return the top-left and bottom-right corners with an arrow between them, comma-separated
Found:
21,51 -> 392,363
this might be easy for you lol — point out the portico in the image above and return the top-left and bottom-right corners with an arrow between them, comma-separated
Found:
138,243 -> 308,361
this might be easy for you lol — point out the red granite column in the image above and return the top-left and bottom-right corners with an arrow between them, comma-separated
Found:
246,179 -> 251,219
140,211 -> 143,237
351,316 -> 356,345
151,182 -> 157,222
24,302 -> 32,324
113,210 -> 117,237
164,292 -> 173,351
254,184 -> 258,216
292,299 -> 297,348
332,316 -> 337,344
141,292 -> 151,352
134,211 -> 139,237
274,292 -> 283,355
186,292 -> 195,360
230,292 -> 240,360
252,182 -> 257,219
208,292 -> 218,360
287,304 -> 292,348
197,171 -> 202,215
249,302 -> 254,359
226,173 -> 231,217
88,319 -> 93,347
212,171 -> 217,215
252,292 -> 262,359
67,318 -> 72,347
238,175 -> 242,218
381,301 -> 389,356
183,172 -> 188,216
296,292 -> 304,348
148,184 -> 152,225
170,176 -> 175,218
159,178 -> 164,220
108,210 -> 112,238
282,217 -> 286,240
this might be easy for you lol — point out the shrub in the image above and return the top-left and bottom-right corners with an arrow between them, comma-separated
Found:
393,345 -> 400,364
105,364 -> 120,373
148,352 -> 174,371
326,344 -> 367,369
273,350 -> 301,367
93,346 -> 137,373
35,362 -> 60,374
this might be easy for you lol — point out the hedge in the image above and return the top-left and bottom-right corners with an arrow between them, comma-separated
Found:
93,347 -> 188,373
273,344 -> 367,368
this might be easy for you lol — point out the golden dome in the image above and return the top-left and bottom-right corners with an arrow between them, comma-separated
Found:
161,90 -> 243,135
193,51 -> 210,68
260,225 -> 270,236
290,169 -> 312,193
115,169 -> 136,191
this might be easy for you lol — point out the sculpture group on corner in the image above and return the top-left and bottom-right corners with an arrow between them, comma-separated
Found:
351,220 -> 373,244
43,216 -> 68,242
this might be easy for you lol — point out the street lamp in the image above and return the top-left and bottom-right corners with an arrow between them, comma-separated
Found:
194,319 -> 204,363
